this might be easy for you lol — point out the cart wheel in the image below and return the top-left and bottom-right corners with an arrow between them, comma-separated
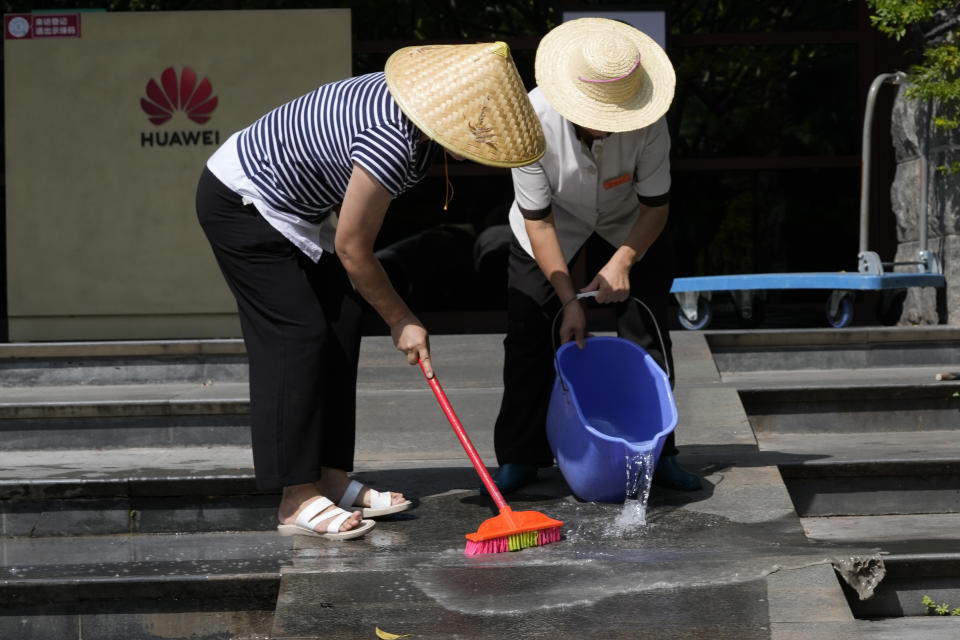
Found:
825,293 -> 854,328
678,297 -> 712,330
876,289 -> 907,326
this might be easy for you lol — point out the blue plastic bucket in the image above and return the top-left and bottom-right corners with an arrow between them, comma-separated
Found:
546,336 -> 677,503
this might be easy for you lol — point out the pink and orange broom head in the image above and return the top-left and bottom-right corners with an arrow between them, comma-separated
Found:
419,360 -> 563,555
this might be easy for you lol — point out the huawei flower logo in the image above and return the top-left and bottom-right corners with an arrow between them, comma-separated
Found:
140,67 -> 217,126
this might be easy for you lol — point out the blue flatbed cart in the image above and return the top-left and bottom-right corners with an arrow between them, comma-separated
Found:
670,72 -> 947,330
670,271 -> 945,330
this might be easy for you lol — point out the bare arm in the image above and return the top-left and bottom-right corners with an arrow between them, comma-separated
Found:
525,214 -> 587,348
334,163 -> 433,376
583,203 -> 669,303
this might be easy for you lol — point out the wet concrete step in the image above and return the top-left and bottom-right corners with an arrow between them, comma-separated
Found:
0,530 -> 285,639
266,468 -> 863,640
0,441 -> 493,538
0,470 -> 275,537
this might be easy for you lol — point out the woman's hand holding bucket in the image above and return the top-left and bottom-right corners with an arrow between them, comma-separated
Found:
558,298 -> 588,349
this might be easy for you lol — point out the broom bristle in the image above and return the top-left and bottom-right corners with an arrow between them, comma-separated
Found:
464,525 -> 563,556
537,525 -> 563,546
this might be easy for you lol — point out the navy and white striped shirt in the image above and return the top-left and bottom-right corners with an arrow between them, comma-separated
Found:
235,72 -> 437,223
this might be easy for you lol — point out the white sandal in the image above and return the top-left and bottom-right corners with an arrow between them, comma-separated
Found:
277,496 -> 375,540
338,479 -> 413,518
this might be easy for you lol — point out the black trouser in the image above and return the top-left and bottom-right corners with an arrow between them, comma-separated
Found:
195,167 -> 363,490
494,228 -> 679,467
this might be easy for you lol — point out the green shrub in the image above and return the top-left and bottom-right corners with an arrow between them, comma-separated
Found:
867,0 -> 960,132
922,594 -> 960,616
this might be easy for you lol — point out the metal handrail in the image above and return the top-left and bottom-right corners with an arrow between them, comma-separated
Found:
859,71 -> 908,256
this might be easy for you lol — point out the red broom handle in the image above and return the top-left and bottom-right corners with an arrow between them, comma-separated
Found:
419,360 -> 509,511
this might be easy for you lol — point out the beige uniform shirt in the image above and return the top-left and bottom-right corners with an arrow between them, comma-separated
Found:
509,86 -> 671,261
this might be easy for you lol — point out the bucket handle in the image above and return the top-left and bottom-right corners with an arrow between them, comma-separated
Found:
551,291 -> 671,391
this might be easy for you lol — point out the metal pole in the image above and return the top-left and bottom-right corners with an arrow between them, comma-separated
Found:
920,153 -> 928,253
860,72 -> 907,255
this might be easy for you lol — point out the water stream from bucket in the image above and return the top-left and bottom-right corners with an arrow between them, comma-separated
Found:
612,450 -> 655,533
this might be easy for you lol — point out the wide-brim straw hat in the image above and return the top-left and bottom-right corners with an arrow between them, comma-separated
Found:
385,42 -> 545,168
535,17 -> 676,132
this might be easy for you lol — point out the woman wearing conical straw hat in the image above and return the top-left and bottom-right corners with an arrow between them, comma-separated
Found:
491,18 -> 702,494
196,42 -> 544,539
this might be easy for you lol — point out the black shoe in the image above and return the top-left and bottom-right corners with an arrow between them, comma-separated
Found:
653,456 -> 702,491
484,463 -> 538,494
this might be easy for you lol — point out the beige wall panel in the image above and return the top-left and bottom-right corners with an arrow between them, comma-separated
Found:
5,9 -> 351,340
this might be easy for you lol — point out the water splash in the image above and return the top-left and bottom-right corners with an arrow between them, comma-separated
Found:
611,450 -> 655,535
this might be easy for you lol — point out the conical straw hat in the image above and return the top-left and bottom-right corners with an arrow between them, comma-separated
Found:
385,42 -> 546,168
535,18 -> 676,132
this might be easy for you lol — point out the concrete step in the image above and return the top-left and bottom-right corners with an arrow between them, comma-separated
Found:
0,334 -> 505,388
0,456 -> 272,537
774,443 -> 960,517
0,364 -> 503,457
720,329 -> 960,628
0,339 -> 249,387
740,380 -> 960,434
841,553 -> 960,619
707,326 -> 960,373
0,334 -> 506,455
0,385 -> 500,462
721,364 -> 960,392
802,513 -> 960,549
4,327 -> 956,640
758,430 -> 960,463
0,530 -> 284,639
0,443 -> 495,538
0,382 -> 250,450
0,530 -> 287,589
